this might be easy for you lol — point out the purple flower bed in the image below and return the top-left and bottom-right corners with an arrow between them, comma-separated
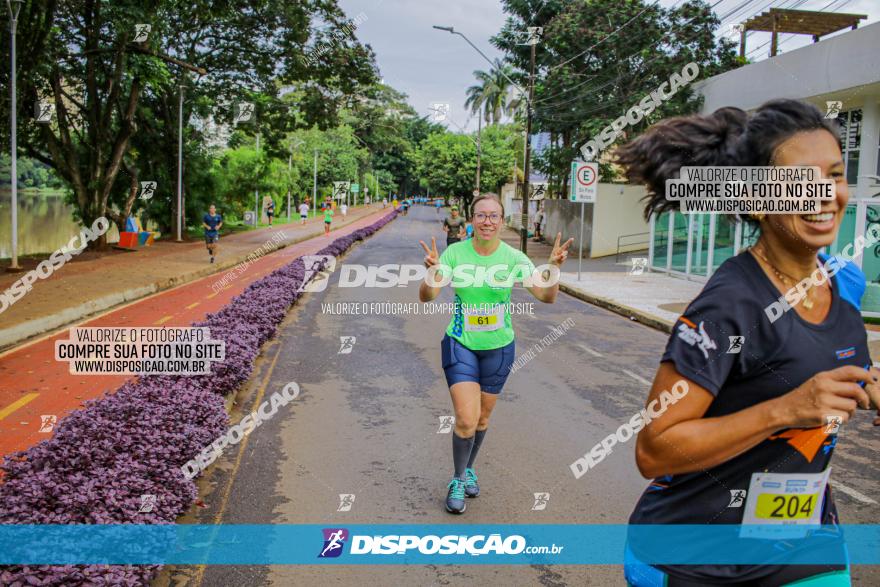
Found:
0,211 -> 398,586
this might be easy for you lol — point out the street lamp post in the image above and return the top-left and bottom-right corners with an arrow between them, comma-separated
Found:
433,24 -> 535,252
6,0 -> 23,270
176,84 -> 186,241
312,148 -> 318,218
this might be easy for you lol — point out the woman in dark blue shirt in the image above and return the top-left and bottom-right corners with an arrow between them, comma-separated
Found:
617,100 -> 880,586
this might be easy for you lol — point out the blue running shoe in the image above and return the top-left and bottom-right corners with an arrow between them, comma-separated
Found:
446,477 -> 466,514
464,468 -> 480,498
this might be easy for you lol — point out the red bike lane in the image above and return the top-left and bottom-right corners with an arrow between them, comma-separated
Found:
0,210 -> 392,462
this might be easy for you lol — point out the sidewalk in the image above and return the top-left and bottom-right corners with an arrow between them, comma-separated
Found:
0,208 -> 395,462
0,205 -> 381,350
500,227 -> 701,333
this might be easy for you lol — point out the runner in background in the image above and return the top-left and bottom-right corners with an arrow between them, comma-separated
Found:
340,202 -> 348,219
392,197 -> 399,210
299,201 -> 309,225
202,204 -> 223,264
324,203 -> 334,236
383,197 -> 388,209
616,99 -> 880,587
419,193 -> 573,515
443,205 -> 466,248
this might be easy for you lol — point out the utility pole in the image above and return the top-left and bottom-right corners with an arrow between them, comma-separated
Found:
520,27 -> 540,253
176,84 -> 186,241
476,115 -> 482,194
312,148 -> 318,218
6,0 -> 23,270
255,133 -> 260,226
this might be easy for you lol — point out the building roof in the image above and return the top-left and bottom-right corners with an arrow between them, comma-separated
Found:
743,8 -> 866,38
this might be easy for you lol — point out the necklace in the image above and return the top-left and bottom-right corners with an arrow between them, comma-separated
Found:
750,245 -> 825,310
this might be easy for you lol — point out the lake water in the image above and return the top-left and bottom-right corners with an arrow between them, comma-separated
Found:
0,189 -> 120,259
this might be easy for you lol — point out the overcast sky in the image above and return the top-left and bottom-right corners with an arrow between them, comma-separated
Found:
338,0 -> 879,132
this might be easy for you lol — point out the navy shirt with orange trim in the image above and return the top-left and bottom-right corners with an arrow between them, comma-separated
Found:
628,251 -> 870,582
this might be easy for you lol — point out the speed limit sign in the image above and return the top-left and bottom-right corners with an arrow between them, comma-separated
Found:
570,161 -> 598,203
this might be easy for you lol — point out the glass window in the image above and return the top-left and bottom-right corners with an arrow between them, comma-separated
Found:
652,212 -> 670,270
670,212 -> 689,272
838,109 -> 862,185
712,215 -> 738,272
690,214 -> 712,275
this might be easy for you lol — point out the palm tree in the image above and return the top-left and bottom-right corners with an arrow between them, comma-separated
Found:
464,59 -> 518,124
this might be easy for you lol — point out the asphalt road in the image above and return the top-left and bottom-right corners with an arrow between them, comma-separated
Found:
158,205 -> 880,587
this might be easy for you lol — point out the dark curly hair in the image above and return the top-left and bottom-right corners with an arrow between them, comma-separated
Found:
615,99 -> 843,222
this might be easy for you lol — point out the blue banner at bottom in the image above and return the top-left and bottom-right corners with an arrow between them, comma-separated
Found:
0,524 -> 878,565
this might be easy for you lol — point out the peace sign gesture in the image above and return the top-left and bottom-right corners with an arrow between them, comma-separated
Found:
549,232 -> 574,267
420,237 -> 440,269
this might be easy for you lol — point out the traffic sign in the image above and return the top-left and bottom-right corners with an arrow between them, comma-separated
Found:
570,161 -> 598,203
351,183 -> 360,193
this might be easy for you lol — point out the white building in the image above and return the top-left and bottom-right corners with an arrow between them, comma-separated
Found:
647,18 -> 880,314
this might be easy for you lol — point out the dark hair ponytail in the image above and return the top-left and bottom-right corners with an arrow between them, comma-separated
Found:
616,99 -> 842,221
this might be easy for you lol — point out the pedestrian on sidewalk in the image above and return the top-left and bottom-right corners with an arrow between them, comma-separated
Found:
533,204 -> 544,242
202,204 -> 223,264
616,99 -> 878,587
382,197 -> 388,209
266,199 -> 275,226
299,201 -> 309,225
419,193 -> 573,515
324,204 -> 334,236
340,203 -> 348,218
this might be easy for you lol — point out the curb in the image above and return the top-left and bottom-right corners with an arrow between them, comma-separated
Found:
0,211 -> 385,352
558,282 -> 675,334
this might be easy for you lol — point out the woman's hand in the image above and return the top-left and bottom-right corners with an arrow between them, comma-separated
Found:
418,237 -> 442,302
420,237 -> 439,269
549,233 -> 574,267
772,366 -> 872,429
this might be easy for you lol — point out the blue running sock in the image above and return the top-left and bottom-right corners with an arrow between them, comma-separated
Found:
467,429 -> 486,469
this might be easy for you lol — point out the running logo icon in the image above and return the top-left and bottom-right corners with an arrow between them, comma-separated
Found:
437,416 -> 455,434
35,101 -> 54,123
675,318 -> 718,359
824,415 -> 842,434
630,258 -> 648,275
338,336 -> 356,354
727,489 -> 747,508
429,103 -> 450,122
298,255 -> 336,292
531,492 -> 550,511
824,101 -> 843,119
234,102 -> 255,125
133,24 -> 151,43
727,336 -> 744,354
337,494 -> 355,512
38,415 -> 57,433
138,494 -> 156,513
318,528 -> 349,558
139,181 -> 157,201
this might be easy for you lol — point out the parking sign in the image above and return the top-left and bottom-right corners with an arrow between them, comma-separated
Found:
570,161 -> 598,203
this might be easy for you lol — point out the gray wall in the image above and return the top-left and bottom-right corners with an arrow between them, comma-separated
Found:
544,199 -> 594,258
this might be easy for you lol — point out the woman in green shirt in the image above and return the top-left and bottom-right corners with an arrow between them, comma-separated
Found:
324,205 -> 334,236
419,193 -> 573,514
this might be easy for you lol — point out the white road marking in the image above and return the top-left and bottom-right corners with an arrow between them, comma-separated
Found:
622,369 -> 651,386
830,480 -> 877,505
577,344 -> 603,357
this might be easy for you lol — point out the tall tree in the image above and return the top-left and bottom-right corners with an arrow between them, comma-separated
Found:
493,0 -> 738,185
2,0 -> 376,243
464,59 -> 518,125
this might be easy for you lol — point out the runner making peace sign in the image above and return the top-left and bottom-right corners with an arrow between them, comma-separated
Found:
419,193 -> 573,514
